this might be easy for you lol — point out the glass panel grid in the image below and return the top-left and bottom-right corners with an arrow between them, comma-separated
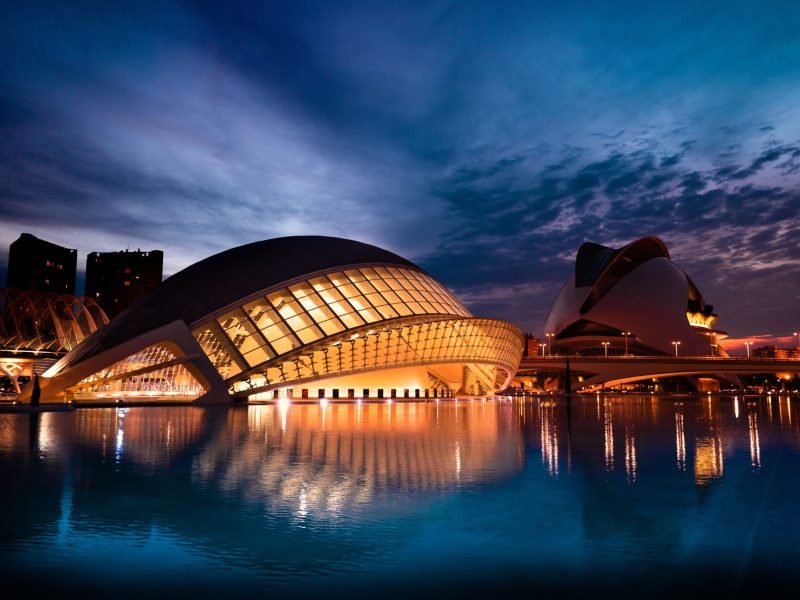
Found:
194,326 -> 242,378
249,318 -> 523,390
195,265 -> 485,381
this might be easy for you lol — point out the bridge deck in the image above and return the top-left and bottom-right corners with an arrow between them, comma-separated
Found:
517,355 -> 800,388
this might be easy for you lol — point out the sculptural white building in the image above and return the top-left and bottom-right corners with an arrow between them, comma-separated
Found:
543,237 -> 727,357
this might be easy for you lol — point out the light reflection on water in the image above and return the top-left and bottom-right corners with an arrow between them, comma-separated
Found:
1,395 -> 800,596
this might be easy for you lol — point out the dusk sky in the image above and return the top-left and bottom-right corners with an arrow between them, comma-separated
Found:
1,1 -> 799,349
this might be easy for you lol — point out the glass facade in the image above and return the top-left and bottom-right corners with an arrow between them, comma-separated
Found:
237,317 -> 522,395
193,325 -> 243,379
192,266 -> 477,385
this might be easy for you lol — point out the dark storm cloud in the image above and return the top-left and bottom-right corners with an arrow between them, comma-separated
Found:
2,0 -> 800,342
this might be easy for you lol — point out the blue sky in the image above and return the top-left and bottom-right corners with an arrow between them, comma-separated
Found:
1,1 -> 799,345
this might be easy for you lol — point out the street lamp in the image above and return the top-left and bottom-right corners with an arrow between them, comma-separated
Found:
672,340 -> 681,357
545,332 -> 554,356
622,331 -> 631,356
601,341 -> 610,357
744,341 -> 752,359
794,332 -> 799,349
539,343 -> 546,357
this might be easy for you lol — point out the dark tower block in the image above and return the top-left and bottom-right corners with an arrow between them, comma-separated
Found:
6,233 -> 77,294
85,249 -> 163,319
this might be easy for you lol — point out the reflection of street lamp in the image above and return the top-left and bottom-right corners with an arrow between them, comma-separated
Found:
545,332 -> 554,355
744,341 -> 752,358
602,341 -> 610,357
539,343 -> 546,357
672,340 -> 681,357
622,331 -> 631,356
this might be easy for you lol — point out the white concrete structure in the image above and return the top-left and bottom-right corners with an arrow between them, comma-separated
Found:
543,237 -> 727,357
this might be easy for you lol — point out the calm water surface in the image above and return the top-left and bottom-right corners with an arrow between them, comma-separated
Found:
1,396 -> 799,597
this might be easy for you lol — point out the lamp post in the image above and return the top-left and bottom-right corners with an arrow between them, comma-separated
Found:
545,332 -> 554,356
539,343 -> 546,357
622,331 -> 631,356
744,341 -> 752,359
672,340 -> 681,357
602,341 -> 610,357
794,332 -> 799,349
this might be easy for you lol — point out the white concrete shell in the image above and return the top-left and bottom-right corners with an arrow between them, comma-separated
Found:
543,237 -> 727,357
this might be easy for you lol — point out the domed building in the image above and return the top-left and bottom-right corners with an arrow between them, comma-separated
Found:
543,236 -> 727,358
30,236 -> 523,404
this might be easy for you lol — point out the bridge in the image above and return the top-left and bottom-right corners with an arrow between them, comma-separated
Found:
517,355 -> 800,391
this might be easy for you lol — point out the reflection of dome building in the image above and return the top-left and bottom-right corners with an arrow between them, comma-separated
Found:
543,237 -> 727,357
69,407 -> 208,466
33,237 -> 523,404
194,402 -> 524,515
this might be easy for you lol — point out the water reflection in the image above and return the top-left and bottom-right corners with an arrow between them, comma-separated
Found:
2,395 -> 800,596
539,401 -> 559,476
624,425 -> 637,484
604,401 -> 614,471
192,402 -> 524,518
695,397 -> 725,486
749,411 -> 761,470
675,408 -> 686,471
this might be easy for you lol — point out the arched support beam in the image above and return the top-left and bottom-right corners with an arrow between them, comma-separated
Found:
21,320 -> 229,404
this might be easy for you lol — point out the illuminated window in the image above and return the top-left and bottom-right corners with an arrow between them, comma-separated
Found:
193,326 -> 242,378
217,309 -> 274,367
289,283 -> 345,336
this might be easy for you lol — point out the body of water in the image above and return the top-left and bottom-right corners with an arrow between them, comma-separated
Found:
1,395 -> 799,597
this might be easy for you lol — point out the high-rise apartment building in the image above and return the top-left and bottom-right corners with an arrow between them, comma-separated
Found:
85,249 -> 163,319
6,233 -> 77,294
